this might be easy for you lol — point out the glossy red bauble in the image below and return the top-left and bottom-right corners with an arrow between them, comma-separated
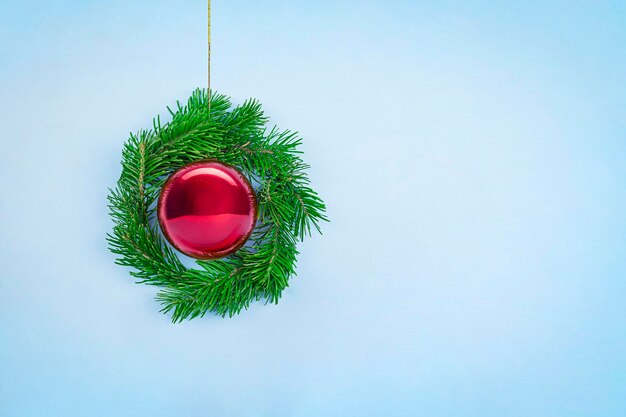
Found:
157,161 -> 257,260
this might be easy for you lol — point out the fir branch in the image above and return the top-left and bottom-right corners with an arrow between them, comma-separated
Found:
108,89 -> 327,321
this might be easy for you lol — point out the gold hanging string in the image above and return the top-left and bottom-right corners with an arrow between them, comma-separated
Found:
208,0 -> 211,115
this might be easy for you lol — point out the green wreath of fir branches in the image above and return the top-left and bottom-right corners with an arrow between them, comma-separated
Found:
107,89 -> 327,322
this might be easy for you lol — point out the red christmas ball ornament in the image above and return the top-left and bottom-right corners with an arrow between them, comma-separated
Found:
157,161 -> 257,260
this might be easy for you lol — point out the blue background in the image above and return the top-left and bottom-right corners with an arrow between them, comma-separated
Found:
1,1 -> 625,416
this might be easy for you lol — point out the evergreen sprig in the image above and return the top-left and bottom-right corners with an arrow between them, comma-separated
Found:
107,89 -> 327,321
